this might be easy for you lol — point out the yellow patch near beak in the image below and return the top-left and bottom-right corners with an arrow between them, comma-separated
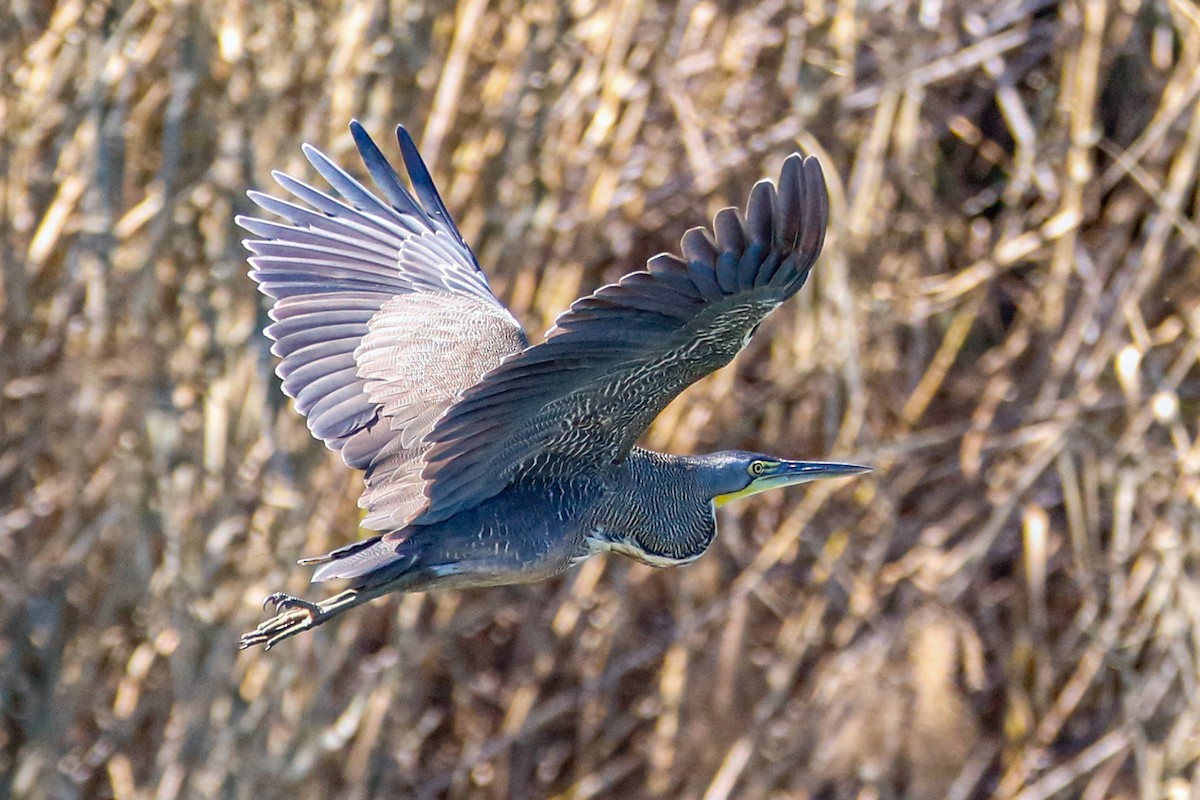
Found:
713,483 -> 765,508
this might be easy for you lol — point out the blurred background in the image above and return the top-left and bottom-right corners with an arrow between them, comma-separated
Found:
4,0 -> 1200,797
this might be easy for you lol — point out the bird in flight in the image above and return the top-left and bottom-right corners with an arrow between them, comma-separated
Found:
237,121 -> 867,650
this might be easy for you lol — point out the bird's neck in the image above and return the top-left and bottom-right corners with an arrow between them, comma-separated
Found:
584,448 -> 719,565
628,448 -> 748,499
624,448 -> 715,501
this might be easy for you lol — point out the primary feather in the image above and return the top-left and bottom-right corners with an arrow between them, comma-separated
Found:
237,121 -> 526,531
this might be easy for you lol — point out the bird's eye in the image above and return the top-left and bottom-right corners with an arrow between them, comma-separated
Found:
750,461 -> 765,476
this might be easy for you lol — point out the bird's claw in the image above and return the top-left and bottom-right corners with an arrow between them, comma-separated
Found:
240,592 -> 324,651
261,591 -> 320,614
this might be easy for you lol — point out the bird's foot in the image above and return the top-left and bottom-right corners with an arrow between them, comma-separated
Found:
239,588 -> 370,651
239,592 -> 326,651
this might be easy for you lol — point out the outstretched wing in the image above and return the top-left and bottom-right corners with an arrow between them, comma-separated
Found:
238,121 -> 527,531
416,154 -> 829,523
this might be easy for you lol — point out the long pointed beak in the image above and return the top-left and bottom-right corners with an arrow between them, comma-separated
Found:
755,460 -> 872,490
715,460 -> 871,507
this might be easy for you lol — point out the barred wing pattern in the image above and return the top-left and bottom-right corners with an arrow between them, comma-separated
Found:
417,155 -> 829,523
238,122 -> 526,531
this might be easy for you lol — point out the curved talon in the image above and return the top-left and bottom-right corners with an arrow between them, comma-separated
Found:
261,591 -> 321,615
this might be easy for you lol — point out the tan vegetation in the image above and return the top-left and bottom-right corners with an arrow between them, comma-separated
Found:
4,0 -> 1200,797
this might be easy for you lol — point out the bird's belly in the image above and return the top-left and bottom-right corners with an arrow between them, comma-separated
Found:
409,507 -> 586,590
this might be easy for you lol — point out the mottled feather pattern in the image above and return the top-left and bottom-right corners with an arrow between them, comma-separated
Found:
356,293 -> 527,530
418,155 -> 829,522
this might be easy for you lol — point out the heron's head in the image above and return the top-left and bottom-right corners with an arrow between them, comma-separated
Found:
699,450 -> 870,507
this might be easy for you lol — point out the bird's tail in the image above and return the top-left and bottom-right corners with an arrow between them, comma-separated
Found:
300,536 -> 413,584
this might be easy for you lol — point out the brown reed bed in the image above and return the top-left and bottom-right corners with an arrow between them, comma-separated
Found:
3,0 -> 1199,797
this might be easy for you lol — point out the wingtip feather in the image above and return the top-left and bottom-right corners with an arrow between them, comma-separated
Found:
746,179 -> 777,245
350,120 -> 424,218
775,154 -> 804,250
681,227 -> 719,266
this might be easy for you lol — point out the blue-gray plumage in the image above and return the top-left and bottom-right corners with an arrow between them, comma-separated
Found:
236,121 -> 868,650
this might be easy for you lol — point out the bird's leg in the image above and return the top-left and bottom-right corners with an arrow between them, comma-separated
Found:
239,587 -> 376,651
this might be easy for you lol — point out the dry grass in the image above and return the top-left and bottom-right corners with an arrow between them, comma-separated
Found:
4,0 -> 1200,798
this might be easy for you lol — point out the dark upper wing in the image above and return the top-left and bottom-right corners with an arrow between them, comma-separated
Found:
414,154 -> 829,523
237,121 -> 527,531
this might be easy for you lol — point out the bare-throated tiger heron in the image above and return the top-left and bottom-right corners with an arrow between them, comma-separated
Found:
237,122 -> 867,649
